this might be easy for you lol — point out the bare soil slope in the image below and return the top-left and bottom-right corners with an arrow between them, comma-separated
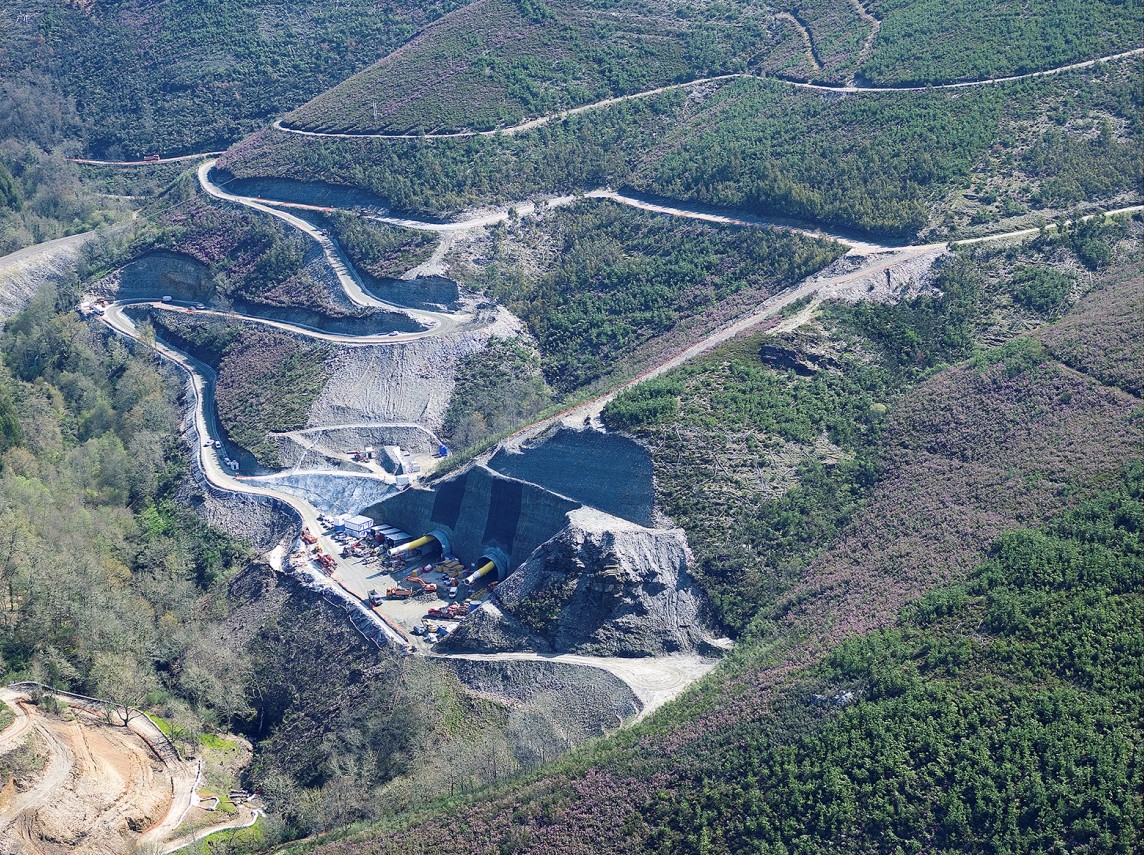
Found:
0,694 -> 182,855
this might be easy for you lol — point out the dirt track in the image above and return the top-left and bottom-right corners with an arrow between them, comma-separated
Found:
84,117 -> 1143,723
0,689 -> 198,855
271,48 -> 1144,140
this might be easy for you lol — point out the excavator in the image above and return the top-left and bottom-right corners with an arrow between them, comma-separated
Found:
405,575 -> 438,595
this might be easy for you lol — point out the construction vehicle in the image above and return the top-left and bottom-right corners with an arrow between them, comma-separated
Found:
405,575 -> 438,595
368,589 -> 384,606
426,602 -> 470,620
316,553 -> 337,572
301,529 -> 318,545
386,586 -> 413,600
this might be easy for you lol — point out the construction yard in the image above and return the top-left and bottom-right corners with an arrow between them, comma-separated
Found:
290,513 -> 496,652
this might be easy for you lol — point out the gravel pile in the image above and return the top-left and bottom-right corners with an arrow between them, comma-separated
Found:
443,507 -> 716,657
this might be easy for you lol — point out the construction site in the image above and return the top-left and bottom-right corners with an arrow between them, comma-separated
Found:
0,684 -> 259,854
286,426 -> 719,659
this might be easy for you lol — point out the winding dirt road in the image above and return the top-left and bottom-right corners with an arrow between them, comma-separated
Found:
88,134 -> 1142,729
198,162 -> 471,336
200,162 -> 887,256
272,48 -> 1144,140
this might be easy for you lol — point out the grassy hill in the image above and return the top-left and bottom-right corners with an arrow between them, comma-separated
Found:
278,0 -> 1140,136
281,0 -> 799,135
0,0 -> 470,158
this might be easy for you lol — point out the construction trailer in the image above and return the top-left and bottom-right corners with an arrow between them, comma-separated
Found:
343,514 -> 375,539
373,526 -> 413,549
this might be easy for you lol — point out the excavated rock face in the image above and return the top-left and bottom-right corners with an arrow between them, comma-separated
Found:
307,305 -> 522,435
442,508 -> 714,657
0,232 -> 94,320
117,250 -> 214,302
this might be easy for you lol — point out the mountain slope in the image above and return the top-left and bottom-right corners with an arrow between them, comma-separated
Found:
281,226 -> 1143,855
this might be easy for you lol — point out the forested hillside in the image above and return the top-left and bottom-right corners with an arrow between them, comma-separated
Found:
603,217 -> 1139,632
862,0 -> 1143,84
0,287 -> 252,728
644,469 -> 1143,852
283,0 -> 783,134
1,0 -> 1140,850
222,58 -> 1142,238
0,0 -> 469,158
282,0 -> 1141,135
471,200 -> 843,390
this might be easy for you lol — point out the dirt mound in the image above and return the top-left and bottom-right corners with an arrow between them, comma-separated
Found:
443,658 -> 641,756
0,232 -> 94,320
307,307 -> 522,435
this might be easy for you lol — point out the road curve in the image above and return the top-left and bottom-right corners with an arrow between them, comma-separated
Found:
158,808 -> 263,855
0,690 -> 75,832
106,299 -> 444,346
96,304 -> 407,645
206,173 -> 889,255
94,162 -> 1141,716
272,48 -> 1144,140
198,162 -> 464,328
